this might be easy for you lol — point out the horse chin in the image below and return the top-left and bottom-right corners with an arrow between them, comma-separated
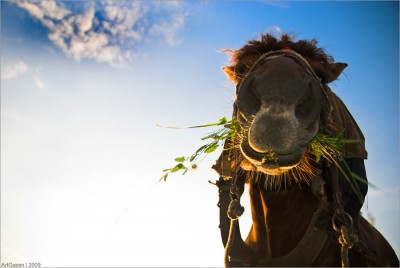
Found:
240,141 -> 306,174
256,164 -> 298,175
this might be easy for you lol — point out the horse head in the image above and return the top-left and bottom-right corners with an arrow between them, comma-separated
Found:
235,50 -> 338,176
217,36 -> 353,189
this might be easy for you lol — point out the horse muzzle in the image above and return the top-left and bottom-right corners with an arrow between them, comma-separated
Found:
240,140 -> 306,174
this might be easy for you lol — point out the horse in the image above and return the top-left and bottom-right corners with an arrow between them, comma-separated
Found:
212,34 -> 399,267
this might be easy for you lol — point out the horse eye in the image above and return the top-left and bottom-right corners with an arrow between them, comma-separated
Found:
237,76 -> 261,122
235,63 -> 246,75
295,81 -> 320,120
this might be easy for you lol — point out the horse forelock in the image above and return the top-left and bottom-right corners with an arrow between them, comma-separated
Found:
228,33 -> 333,66
224,33 -> 337,84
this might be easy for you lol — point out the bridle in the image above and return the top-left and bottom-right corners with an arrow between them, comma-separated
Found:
236,49 -> 323,96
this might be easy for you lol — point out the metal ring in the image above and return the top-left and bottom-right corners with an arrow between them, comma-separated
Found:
332,211 -> 354,233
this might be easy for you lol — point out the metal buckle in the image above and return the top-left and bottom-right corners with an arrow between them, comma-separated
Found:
332,210 -> 354,233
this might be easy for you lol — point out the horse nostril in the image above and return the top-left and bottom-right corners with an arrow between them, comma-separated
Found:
247,120 -> 269,153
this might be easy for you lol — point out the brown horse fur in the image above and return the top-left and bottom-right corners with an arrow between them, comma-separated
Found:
213,34 -> 399,267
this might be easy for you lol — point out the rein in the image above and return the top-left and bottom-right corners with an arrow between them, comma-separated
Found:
326,161 -> 358,268
225,174 -> 245,266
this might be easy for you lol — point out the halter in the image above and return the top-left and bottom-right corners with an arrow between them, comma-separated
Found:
245,49 -> 321,82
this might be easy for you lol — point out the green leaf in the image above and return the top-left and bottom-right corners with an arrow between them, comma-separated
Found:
350,171 -> 381,191
204,142 -> 219,153
174,157 -> 186,162
171,163 -> 188,173
218,116 -> 228,125
195,144 -> 209,154
188,117 -> 229,128
340,139 -> 360,144
160,173 -> 169,182
189,154 -> 198,162
156,124 -> 181,129
159,116 -> 242,181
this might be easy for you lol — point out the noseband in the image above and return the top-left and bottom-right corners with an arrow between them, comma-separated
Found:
238,49 -> 322,88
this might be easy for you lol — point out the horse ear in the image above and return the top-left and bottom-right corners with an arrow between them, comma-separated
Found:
222,65 -> 239,84
324,62 -> 348,83
329,62 -> 348,81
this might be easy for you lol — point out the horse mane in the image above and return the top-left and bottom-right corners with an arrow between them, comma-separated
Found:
226,33 -> 334,66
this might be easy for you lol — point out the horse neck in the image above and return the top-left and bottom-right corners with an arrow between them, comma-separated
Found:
247,181 -> 320,258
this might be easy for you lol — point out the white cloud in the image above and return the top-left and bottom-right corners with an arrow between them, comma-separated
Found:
266,25 -> 284,37
34,76 -> 45,89
1,61 -> 28,80
150,13 -> 186,46
101,1 -> 145,42
15,0 -> 45,20
39,0 -> 70,20
12,0 -> 188,66
75,6 -> 95,36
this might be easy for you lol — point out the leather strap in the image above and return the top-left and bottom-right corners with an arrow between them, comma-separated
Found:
216,177 -> 332,267
215,177 -> 257,267
257,207 -> 331,267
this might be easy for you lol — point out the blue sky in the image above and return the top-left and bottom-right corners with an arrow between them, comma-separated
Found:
1,1 -> 399,266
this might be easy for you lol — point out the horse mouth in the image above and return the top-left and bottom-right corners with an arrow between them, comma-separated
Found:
240,141 -> 306,175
